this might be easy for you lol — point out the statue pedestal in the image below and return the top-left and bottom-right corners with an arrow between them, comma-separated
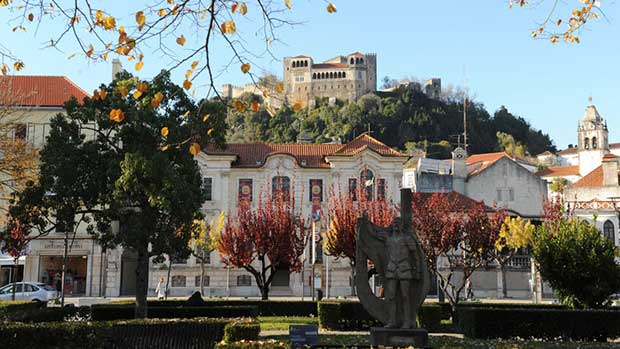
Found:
370,327 -> 429,348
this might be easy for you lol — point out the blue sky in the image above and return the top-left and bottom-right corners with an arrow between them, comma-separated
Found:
1,1 -> 619,151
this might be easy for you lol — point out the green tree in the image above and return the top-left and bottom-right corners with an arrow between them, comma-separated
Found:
532,210 -> 620,308
12,71 -> 225,317
550,177 -> 569,194
496,131 -> 528,158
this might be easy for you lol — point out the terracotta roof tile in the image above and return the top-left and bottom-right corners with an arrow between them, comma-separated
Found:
466,152 -> 509,176
571,166 -> 603,188
0,75 -> 89,107
558,147 -> 578,155
537,165 -> 580,177
603,153 -> 619,160
611,143 -> 620,149
412,191 -> 493,211
204,134 -> 406,168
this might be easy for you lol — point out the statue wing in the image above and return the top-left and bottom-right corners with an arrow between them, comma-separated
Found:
355,216 -> 390,324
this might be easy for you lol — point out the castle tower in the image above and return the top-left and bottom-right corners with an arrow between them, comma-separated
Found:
578,97 -> 609,176
365,53 -> 377,92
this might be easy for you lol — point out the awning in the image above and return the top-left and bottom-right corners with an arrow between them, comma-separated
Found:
0,256 -> 25,266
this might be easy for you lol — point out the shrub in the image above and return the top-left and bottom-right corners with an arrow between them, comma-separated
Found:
0,300 -> 43,318
318,301 -> 441,331
5,305 -> 92,323
91,304 -> 258,320
223,319 -> 260,342
457,307 -> 620,340
110,300 -> 317,316
0,317 -> 230,349
532,216 -> 620,308
215,339 -> 288,349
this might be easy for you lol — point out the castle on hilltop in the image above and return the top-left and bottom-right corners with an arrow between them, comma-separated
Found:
283,52 -> 377,107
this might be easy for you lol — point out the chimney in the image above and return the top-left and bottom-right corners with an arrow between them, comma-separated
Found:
112,59 -> 123,81
602,154 -> 619,186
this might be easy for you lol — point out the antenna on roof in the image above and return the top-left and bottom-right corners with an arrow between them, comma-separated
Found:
463,65 -> 469,151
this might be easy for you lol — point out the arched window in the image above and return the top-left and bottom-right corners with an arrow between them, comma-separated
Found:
350,58 -> 354,64
312,73 -> 316,79
321,72 -> 325,79
355,57 -> 360,64
338,72 -> 342,78
360,169 -> 374,201
343,72 -> 346,78
304,60 -> 308,67
360,58 -> 364,64
604,220 -> 615,242
329,72 -> 334,79
272,176 -> 291,200
291,61 -> 295,68
584,137 -> 590,149
592,137 -> 598,149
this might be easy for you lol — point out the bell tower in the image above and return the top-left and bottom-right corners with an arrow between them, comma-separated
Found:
578,97 -> 609,176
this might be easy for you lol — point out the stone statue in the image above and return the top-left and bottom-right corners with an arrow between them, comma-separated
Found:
355,188 -> 430,332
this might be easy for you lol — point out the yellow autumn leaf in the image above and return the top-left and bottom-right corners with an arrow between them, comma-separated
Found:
176,35 -> 186,46
189,142 -> 201,156
191,60 -> 199,70
241,63 -> 250,73
207,128 -> 214,136
152,92 -> 164,108
86,45 -> 94,57
119,86 -> 129,97
285,0 -> 292,9
27,13 -> 34,21
293,101 -> 303,112
102,16 -> 116,30
0,64 -> 6,75
135,61 -> 144,71
327,3 -> 337,13
133,90 -> 143,99
275,82 -> 284,93
158,8 -> 166,17
109,108 -> 125,122
161,144 -> 170,152
240,2 -> 248,15
161,127 -> 169,137
136,82 -> 148,93
102,52 -> 109,61
220,21 -> 236,35
202,114 -> 210,122
136,11 -> 146,30
96,10 -> 104,22
234,100 -> 246,112
251,100 -> 260,112
231,2 -> 239,13
13,61 -> 24,71
183,79 -> 192,90
93,89 -> 101,100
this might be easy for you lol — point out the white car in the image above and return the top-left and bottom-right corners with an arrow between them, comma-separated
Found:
0,282 -> 57,303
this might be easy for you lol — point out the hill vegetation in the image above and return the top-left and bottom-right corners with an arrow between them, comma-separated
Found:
226,89 -> 555,159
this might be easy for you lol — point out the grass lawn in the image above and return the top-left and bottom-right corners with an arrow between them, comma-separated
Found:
258,316 -> 318,331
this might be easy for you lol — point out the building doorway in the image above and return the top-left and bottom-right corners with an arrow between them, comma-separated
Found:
271,266 -> 290,287
38,255 -> 88,295
120,249 -> 138,296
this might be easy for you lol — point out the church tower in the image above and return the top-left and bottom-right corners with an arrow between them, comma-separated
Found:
578,97 -> 609,176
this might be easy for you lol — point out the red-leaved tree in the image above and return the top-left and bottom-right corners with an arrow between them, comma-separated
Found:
412,192 -> 505,312
1,216 -> 30,301
324,172 -> 398,295
216,183 -> 309,300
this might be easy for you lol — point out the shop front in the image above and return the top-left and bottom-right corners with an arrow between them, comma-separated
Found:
38,255 -> 88,295
0,255 -> 25,287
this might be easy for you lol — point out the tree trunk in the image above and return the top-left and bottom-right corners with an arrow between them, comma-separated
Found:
501,264 -> 508,298
200,259 -> 205,295
11,258 -> 18,301
349,261 -> 356,296
260,285 -> 269,300
165,259 -> 172,300
135,244 -> 149,319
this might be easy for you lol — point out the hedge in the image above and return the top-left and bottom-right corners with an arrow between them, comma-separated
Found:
0,300 -> 44,318
0,317 -> 230,349
318,301 -> 441,331
457,307 -> 620,340
111,299 -> 318,316
91,304 -> 258,320
4,305 -> 91,322
223,319 -> 261,342
215,339 -> 288,349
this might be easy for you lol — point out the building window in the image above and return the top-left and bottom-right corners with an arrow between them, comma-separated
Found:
377,178 -> 386,200
203,177 -> 213,201
272,176 -> 291,200
195,275 -> 210,287
584,137 -> 590,149
343,72 -> 346,78
194,247 -> 211,264
171,256 -> 188,264
604,220 -> 615,242
360,169 -> 375,201
171,275 -> 186,287
309,179 -> 323,202
508,188 -> 515,202
592,137 -> 598,149
14,124 -> 27,141
348,178 -> 358,201
238,179 -> 253,202
237,275 -> 252,286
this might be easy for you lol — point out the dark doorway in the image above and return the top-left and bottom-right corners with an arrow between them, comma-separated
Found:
271,267 -> 290,287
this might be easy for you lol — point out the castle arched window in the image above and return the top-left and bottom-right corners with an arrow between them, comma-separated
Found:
291,61 -> 295,68
584,137 -> 590,149
355,57 -> 360,64
312,73 -> 316,79
338,72 -> 342,78
360,58 -> 364,64
343,72 -> 346,78
321,72 -> 325,79
603,220 -> 615,242
350,58 -> 354,64
304,60 -> 308,67
329,72 -> 334,79
592,137 -> 598,149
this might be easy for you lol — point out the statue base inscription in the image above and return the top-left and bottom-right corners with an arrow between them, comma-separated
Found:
370,327 -> 429,348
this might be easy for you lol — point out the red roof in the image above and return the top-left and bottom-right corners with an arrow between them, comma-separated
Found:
205,134 -> 406,168
558,147 -> 578,155
412,191 -> 493,211
466,152 -> 510,176
312,63 -> 348,69
537,165 -> 580,177
0,75 -> 89,107
292,55 -> 310,59
349,52 -> 365,57
571,166 -> 603,188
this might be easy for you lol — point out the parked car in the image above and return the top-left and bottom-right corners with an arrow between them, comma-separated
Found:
0,282 -> 57,303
